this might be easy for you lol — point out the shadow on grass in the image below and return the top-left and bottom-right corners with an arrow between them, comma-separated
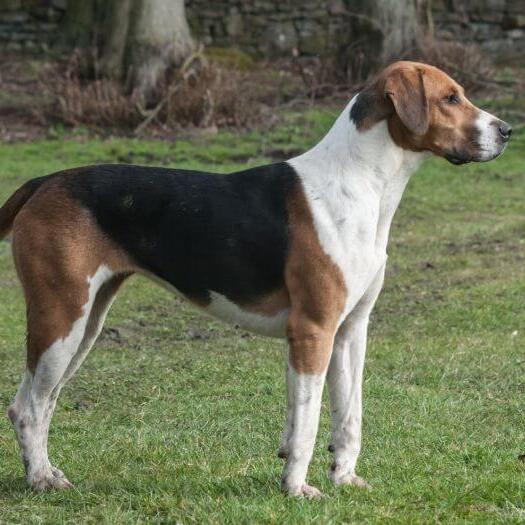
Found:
83,471 -> 278,500
0,475 -> 31,495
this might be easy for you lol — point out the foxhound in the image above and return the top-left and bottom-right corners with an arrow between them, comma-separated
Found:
0,61 -> 511,496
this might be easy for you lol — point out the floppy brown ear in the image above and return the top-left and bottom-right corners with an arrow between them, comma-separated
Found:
384,67 -> 429,136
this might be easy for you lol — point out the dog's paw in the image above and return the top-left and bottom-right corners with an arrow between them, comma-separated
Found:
282,483 -> 323,499
29,468 -> 74,491
332,472 -> 371,489
329,461 -> 370,488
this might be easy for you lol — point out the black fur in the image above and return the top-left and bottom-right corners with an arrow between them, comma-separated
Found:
349,90 -> 378,128
63,163 -> 299,304
349,88 -> 389,130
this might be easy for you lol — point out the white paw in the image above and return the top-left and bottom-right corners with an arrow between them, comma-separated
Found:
29,468 -> 74,491
332,471 -> 370,489
283,482 -> 324,499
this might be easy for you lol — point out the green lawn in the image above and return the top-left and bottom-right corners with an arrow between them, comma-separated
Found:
0,109 -> 524,524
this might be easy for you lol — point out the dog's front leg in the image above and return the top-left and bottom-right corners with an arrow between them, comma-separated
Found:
280,316 -> 335,499
327,264 -> 386,488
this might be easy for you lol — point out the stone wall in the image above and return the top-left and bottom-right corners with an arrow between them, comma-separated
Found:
185,0 -> 525,59
432,0 -> 525,58
0,0 -> 64,51
185,0 -> 352,58
0,0 -> 524,59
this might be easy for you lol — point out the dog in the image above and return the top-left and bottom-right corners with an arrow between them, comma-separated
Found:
0,61 -> 511,496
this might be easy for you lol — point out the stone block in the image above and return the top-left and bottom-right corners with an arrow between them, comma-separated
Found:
0,11 -> 29,23
507,28 -> 525,39
6,41 -> 22,50
502,14 -> 525,29
470,22 -> 503,40
225,7 -> 243,36
262,21 -> 298,56
0,0 -> 22,11
432,11 -> 468,24
327,0 -> 346,15
51,0 -> 66,10
506,0 -> 525,14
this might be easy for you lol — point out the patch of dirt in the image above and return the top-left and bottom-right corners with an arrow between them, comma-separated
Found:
99,326 -> 137,345
445,235 -> 524,256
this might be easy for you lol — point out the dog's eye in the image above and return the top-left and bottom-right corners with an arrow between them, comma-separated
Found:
444,93 -> 461,104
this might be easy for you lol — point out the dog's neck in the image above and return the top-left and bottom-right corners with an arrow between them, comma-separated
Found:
289,95 -> 428,250
293,96 -> 426,191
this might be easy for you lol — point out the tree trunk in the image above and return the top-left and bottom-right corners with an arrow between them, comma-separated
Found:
372,0 -> 422,63
99,0 -> 132,80
124,0 -> 195,101
60,0 -> 195,101
337,0 -> 427,82
57,0 -> 96,49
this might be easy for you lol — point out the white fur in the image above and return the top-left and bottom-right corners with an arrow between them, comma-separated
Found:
144,271 -> 290,337
476,109 -> 505,161
9,265 -> 114,489
281,96 -> 427,494
280,366 -> 326,497
206,291 -> 288,337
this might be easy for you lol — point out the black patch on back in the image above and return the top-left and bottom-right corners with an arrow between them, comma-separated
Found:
63,162 -> 299,304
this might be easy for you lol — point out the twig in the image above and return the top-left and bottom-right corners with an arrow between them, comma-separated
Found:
134,44 -> 205,135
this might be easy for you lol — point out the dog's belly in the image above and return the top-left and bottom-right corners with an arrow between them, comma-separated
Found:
205,291 -> 289,337
144,273 -> 290,338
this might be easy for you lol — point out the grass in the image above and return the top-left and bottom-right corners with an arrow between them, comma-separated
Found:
0,107 -> 524,524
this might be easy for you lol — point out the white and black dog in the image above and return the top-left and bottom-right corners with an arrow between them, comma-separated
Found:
0,61 -> 511,496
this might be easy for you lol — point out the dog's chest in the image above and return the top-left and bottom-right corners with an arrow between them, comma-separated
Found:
304,180 -> 394,314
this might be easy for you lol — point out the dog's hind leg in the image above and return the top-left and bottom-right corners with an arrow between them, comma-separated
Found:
6,189 -> 131,490
7,266 -> 127,490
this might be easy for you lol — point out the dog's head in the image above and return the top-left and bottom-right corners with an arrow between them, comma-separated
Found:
350,61 -> 511,164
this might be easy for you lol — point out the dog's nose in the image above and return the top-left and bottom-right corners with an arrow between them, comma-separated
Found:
498,122 -> 512,142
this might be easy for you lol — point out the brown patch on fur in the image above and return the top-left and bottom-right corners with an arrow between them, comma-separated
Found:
11,181 -> 134,372
239,287 -> 290,316
0,178 -> 47,240
284,181 -> 347,374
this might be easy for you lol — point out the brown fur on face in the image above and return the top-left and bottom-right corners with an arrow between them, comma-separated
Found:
352,61 -> 504,164
385,62 -> 480,161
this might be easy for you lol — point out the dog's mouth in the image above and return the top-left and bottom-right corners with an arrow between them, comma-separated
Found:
445,142 -> 508,165
445,151 -> 472,165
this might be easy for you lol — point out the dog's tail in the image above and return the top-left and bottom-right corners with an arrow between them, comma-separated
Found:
0,177 -> 48,240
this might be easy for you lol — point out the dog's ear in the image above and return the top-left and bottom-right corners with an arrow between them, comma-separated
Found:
384,67 -> 429,136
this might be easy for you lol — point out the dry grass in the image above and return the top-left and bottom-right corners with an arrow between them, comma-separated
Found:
40,51 -> 304,133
